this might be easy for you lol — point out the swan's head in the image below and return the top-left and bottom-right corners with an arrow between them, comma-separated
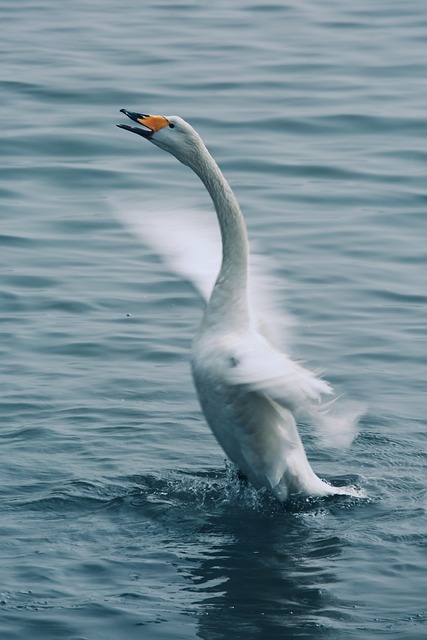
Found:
117,109 -> 205,167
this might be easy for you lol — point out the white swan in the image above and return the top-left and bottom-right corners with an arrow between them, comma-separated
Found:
117,109 -> 362,501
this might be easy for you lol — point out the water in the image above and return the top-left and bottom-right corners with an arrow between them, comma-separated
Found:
1,0 -> 426,638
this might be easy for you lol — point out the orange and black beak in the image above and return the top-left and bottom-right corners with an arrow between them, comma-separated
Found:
117,109 -> 169,138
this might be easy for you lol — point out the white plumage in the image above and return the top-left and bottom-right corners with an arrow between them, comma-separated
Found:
117,110 -> 362,501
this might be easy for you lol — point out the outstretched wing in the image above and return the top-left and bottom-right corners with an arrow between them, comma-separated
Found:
115,204 -> 220,301
114,202 -> 361,448
220,330 -> 362,448
113,203 -> 294,348
221,331 -> 332,409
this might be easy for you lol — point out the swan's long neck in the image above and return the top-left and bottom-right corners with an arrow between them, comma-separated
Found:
189,144 -> 250,328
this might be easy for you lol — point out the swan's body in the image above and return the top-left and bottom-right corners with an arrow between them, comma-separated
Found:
118,110 -> 361,501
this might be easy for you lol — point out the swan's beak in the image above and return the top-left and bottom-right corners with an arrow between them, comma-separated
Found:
117,109 -> 169,138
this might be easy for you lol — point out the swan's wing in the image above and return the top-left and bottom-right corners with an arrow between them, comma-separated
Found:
223,333 -> 332,409
113,202 -> 294,349
115,204 -> 220,301
221,333 -> 361,448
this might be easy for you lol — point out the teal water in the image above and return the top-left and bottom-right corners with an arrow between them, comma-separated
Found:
1,1 -> 426,638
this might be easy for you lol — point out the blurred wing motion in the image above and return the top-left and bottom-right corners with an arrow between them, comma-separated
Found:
115,202 -> 294,350
116,203 -> 221,301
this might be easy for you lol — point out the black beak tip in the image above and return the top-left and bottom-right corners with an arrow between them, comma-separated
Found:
116,122 -> 153,139
117,109 -> 153,138
119,108 -> 150,123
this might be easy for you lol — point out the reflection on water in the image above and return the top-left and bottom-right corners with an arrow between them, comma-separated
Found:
128,469 -> 364,638
192,517 -> 348,639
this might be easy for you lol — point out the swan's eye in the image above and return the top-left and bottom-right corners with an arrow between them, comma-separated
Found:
169,123 -> 175,129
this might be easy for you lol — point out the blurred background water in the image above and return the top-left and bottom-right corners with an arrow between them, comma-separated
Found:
1,1 -> 426,638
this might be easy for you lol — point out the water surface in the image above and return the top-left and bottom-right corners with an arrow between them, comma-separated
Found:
1,1 -> 426,638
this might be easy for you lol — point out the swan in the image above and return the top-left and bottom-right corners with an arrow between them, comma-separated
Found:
117,109 -> 362,501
